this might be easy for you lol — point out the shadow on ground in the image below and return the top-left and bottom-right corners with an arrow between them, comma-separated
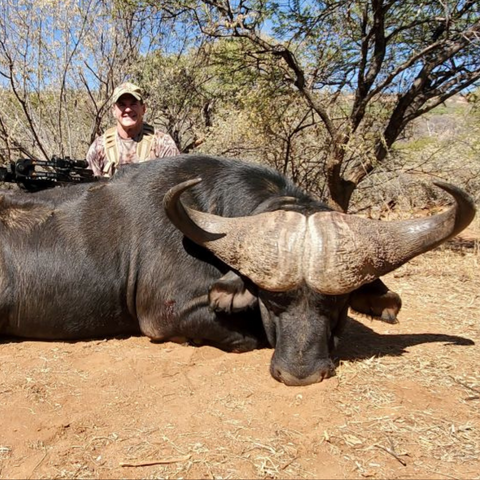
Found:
335,316 -> 474,362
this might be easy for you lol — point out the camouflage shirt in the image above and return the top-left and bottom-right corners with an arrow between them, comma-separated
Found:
86,125 -> 180,177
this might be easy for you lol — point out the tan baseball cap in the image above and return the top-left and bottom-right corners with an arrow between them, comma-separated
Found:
111,82 -> 144,104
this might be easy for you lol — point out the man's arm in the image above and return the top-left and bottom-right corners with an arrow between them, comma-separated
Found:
86,136 -> 108,177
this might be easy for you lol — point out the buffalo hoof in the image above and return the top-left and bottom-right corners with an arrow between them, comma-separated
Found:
380,310 -> 400,324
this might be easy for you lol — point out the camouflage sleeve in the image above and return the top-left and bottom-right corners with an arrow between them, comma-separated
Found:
151,131 -> 180,159
86,136 -> 107,177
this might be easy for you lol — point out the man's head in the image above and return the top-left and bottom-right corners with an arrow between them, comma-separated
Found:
111,82 -> 146,137
112,82 -> 144,104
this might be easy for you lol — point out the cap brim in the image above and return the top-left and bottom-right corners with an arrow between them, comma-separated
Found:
112,92 -> 143,104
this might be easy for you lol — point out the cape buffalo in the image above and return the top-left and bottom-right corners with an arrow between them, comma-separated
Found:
0,155 -> 475,386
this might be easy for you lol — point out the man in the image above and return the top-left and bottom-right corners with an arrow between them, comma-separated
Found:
86,82 -> 180,177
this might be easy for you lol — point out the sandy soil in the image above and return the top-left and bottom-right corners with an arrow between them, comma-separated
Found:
0,244 -> 478,480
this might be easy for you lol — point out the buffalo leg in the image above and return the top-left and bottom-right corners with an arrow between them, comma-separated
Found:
139,294 -> 268,353
349,278 -> 402,323
196,309 -> 269,352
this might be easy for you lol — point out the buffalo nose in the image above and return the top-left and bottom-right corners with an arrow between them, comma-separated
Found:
271,361 -> 335,386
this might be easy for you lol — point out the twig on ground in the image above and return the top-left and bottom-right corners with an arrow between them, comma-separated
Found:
374,444 -> 407,466
120,453 -> 191,467
281,456 -> 299,470
450,376 -> 480,400
28,450 -> 48,479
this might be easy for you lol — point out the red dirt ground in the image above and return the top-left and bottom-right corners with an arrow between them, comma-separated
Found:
0,244 -> 478,479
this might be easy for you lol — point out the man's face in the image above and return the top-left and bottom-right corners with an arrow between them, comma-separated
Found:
113,94 -> 146,131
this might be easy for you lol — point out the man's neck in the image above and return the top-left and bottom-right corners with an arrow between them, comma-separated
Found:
117,123 -> 143,139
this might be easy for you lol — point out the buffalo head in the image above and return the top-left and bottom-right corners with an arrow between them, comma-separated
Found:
164,179 -> 475,386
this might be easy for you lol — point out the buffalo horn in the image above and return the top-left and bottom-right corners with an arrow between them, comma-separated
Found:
165,179 -> 475,295
163,179 -> 308,291
305,181 -> 476,294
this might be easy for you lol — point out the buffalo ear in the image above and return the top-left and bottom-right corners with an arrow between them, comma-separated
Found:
349,278 -> 402,324
208,271 -> 258,314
